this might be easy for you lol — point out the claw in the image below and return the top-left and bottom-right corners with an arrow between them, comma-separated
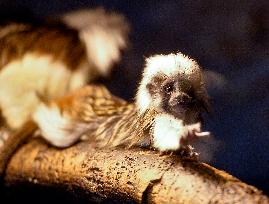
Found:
179,145 -> 199,160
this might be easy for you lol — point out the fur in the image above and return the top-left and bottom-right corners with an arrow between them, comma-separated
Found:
33,102 -> 89,147
153,114 -> 186,151
136,52 -> 202,114
152,115 -> 209,152
0,9 -> 129,129
0,53 -> 75,129
61,8 -> 129,76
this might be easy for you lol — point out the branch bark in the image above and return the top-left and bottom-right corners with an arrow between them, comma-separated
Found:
4,138 -> 269,203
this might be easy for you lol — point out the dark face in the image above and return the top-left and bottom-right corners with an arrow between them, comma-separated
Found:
147,74 -> 209,124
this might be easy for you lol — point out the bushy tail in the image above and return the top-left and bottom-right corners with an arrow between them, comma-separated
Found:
61,8 -> 130,77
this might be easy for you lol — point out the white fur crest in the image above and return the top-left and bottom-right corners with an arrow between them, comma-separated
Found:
136,53 -> 201,114
153,114 -> 186,151
33,103 -> 87,148
144,53 -> 199,81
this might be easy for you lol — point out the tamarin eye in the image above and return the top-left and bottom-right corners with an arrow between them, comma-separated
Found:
163,83 -> 174,94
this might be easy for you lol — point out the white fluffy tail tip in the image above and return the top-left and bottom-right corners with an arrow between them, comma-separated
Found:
61,8 -> 130,77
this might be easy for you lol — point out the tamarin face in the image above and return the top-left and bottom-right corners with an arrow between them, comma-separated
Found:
146,73 -> 208,125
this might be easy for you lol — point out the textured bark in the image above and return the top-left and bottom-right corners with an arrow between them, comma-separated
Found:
4,138 -> 269,204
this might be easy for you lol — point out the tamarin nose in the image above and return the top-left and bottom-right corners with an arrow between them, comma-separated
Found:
177,94 -> 193,107
169,93 -> 193,107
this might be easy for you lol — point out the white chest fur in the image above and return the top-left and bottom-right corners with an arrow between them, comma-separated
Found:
152,114 -> 187,151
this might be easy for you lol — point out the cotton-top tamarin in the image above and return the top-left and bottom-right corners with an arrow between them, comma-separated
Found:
33,53 -> 210,152
0,8 -> 129,175
0,52 -> 210,176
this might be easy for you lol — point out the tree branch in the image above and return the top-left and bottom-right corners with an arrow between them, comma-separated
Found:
4,138 -> 269,203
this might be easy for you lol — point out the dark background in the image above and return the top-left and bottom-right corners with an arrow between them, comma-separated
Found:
0,0 -> 268,199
